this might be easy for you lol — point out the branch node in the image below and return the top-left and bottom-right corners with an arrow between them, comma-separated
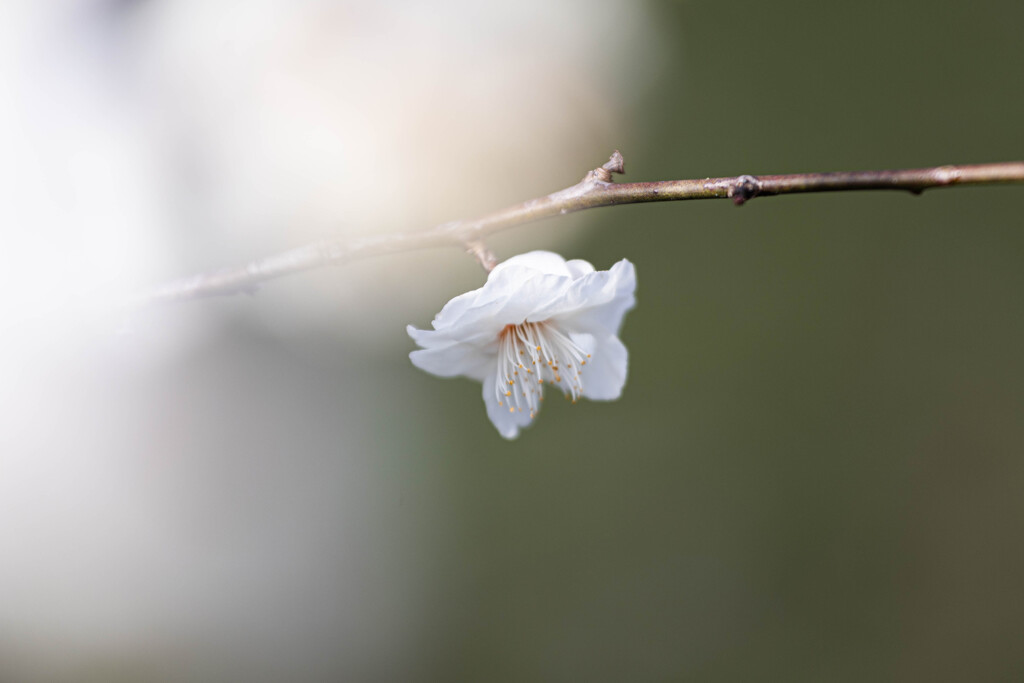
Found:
603,150 -> 625,175
729,175 -> 762,206
465,240 -> 498,272
592,150 -> 625,183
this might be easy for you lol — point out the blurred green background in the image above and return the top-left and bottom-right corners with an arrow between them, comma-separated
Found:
3,1 -> 1023,681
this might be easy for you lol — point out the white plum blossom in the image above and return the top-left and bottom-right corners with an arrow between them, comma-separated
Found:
407,251 -> 637,439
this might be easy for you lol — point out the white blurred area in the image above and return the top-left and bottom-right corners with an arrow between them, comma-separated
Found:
0,0 -> 659,678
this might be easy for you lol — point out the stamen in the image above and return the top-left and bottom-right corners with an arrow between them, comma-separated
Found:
494,320 -> 591,414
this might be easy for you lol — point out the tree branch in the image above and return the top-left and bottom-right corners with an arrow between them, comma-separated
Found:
131,152 -> 1024,307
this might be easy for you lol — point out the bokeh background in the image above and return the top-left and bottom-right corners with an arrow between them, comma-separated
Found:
2,1 -> 1023,680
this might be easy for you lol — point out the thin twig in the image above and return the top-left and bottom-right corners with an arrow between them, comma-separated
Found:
130,152 -> 1024,307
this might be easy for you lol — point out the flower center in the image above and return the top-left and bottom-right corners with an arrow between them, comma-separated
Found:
495,320 -> 590,418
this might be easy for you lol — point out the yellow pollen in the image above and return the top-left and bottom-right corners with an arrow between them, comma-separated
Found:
555,375 -> 561,382
509,407 -> 515,413
581,361 -> 586,366
536,346 -> 541,352
505,391 -> 511,397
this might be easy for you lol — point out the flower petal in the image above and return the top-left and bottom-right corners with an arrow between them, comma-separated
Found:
429,287 -> 491,330
482,372 -> 535,439
491,250 -> 574,278
424,253 -> 602,335
574,333 -> 629,401
431,260 -> 571,333
429,283 -> 511,333
408,337 -> 494,380
534,259 -> 636,334
490,271 -> 574,326
565,259 -> 595,278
